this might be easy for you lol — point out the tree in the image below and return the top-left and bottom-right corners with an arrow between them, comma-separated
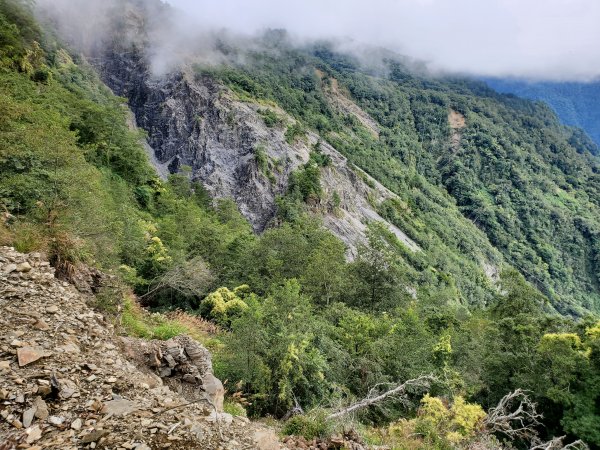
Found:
141,256 -> 215,308
223,280 -> 329,416
350,222 -> 404,310
301,234 -> 347,305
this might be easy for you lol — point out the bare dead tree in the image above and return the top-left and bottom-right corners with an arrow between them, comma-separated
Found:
484,389 -> 543,441
483,390 -> 589,450
327,375 -> 436,420
530,436 -> 589,450
141,256 -> 214,300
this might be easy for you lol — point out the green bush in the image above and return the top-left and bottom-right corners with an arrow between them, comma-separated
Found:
282,410 -> 331,440
200,286 -> 249,327
285,122 -> 305,144
223,400 -> 248,417
259,108 -> 282,128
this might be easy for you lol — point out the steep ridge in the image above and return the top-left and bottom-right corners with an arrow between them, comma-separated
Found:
34,0 -> 600,313
95,44 -> 419,254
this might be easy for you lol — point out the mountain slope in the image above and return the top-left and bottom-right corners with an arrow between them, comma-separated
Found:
3,1 -> 600,447
81,4 -> 600,314
485,77 -> 600,151
84,6 -> 502,311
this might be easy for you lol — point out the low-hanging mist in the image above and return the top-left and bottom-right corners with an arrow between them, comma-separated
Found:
36,0 -> 600,81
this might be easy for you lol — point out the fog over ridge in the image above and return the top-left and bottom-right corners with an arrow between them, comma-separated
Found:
36,0 -> 600,81
166,0 -> 600,81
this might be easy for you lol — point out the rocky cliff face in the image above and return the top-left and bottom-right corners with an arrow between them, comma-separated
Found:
94,28 -> 419,254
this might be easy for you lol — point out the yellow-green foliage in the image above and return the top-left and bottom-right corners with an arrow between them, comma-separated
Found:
140,221 -> 172,269
539,333 -> 582,351
450,397 -> 486,438
586,321 -> 600,340
200,286 -> 249,326
223,399 -> 247,417
433,333 -> 453,366
383,395 -> 485,449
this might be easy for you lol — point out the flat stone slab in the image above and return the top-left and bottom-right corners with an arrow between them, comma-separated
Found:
101,399 -> 139,417
17,347 -> 51,367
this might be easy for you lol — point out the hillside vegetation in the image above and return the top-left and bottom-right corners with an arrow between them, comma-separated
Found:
1,1 -> 600,448
486,77 -> 600,150
204,39 -> 600,315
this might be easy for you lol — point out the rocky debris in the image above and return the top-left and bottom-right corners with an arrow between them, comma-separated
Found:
16,347 -> 50,367
69,263 -> 111,295
0,247 -> 287,449
316,138 -> 420,256
101,398 -> 139,417
255,429 -> 282,450
15,262 -> 32,273
121,335 -> 225,413
316,70 -> 380,139
282,430 -> 368,450
80,429 -> 109,444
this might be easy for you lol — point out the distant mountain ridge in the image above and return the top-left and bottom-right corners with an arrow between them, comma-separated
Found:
484,78 -> 600,152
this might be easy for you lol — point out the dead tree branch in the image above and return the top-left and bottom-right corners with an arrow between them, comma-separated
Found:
484,389 -> 542,441
484,390 -> 589,450
327,375 -> 436,420
530,436 -> 589,450
141,256 -> 214,300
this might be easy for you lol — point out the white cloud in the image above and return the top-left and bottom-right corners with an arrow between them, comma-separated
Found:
166,0 -> 600,80
35,0 -> 600,81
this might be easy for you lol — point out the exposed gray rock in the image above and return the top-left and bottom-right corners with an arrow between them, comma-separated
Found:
71,418 -> 82,430
94,19 -> 420,255
25,425 -> 42,444
3,263 -> 17,274
15,262 -> 31,273
22,407 -> 36,428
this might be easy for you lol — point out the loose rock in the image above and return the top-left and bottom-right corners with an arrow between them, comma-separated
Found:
81,429 -> 109,444
26,425 -> 42,444
22,407 -> 36,428
17,346 -> 49,367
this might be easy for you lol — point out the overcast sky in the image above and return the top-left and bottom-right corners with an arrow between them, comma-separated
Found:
165,0 -> 600,81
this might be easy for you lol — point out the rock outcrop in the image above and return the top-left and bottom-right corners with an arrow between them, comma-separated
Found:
120,335 -> 225,413
94,44 -> 419,255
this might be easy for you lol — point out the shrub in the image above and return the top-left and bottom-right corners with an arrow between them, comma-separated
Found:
282,410 -> 331,440
2,221 -> 46,253
200,286 -> 249,327
223,399 -> 248,417
255,145 -> 270,178
285,122 -> 305,144
410,395 -> 486,447
259,108 -> 282,128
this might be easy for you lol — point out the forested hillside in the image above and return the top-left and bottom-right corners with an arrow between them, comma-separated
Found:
485,77 -> 600,150
1,0 -> 600,448
196,37 -> 600,315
